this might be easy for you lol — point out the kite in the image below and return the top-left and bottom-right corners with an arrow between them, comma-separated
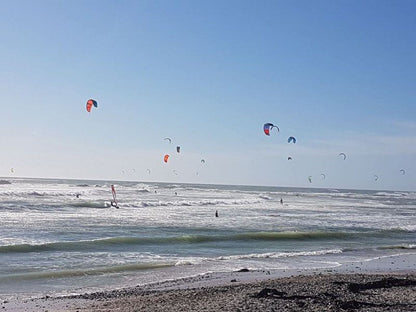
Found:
374,175 -> 379,181
400,169 -> 406,175
164,138 -> 172,143
263,123 -> 279,136
288,136 -> 296,144
288,157 -> 293,161
338,153 -> 347,160
321,173 -> 326,180
86,99 -> 98,112
164,154 -> 170,163
201,159 -> 206,164
308,176 -> 312,183
147,169 -> 151,174
176,146 -> 181,153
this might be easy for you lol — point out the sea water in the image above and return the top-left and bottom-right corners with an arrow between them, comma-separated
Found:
0,178 -> 415,299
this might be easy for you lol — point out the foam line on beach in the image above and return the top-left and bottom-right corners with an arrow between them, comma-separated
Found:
216,248 -> 343,261
0,262 -> 174,282
378,244 -> 416,250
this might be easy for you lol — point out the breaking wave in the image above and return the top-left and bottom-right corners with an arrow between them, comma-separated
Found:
127,198 -> 263,208
0,229 -> 409,254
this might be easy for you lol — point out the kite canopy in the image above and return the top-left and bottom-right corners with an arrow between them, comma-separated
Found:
146,169 -> 151,174
164,154 -> 170,163
338,153 -> 347,160
176,146 -> 180,153
263,123 -> 279,136
321,173 -> 326,180
287,156 -> 293,161
400,169 -> 406,175
288,136 -> 296,144
308,176 -> 312,183
86,99 -> 98,112
201,159 -> 206,164
374,175 -> 379,181
164,138 -> 172,143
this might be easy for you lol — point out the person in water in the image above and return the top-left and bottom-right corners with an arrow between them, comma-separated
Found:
215,210 -> 219,217
280,198 -> 283,205
110,201 -> 119,209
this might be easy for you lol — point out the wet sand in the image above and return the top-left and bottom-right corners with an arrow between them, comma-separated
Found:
2,253 -> 415,311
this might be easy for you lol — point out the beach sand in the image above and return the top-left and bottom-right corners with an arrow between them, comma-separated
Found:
79,273 -> 416,312
2,254 -> 415,312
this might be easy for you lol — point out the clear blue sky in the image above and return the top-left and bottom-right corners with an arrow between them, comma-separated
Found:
1,0 -> 415,191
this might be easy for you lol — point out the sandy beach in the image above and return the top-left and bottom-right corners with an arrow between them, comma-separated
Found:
5,273 -> 415,312
76,273 -> 416,312
3,253 -> 415,312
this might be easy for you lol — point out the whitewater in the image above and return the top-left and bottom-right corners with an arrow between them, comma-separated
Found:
0,178 -> 415,299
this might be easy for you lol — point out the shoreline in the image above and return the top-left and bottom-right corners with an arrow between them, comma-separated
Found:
2,253 -> 415,311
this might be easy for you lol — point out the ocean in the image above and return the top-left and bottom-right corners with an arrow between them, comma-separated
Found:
0,178 -> 415,299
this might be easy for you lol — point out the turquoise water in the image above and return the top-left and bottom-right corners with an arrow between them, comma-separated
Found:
0,178 -> 415,298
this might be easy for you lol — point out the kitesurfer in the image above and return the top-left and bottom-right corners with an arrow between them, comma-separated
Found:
215,210 -> 219,217
280,198 -> 283,205
110,185 -> 119,208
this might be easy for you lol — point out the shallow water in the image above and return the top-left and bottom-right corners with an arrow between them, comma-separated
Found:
0,178 -> 415,299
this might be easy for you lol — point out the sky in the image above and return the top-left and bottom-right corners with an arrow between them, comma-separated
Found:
0,0 -> 415,191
